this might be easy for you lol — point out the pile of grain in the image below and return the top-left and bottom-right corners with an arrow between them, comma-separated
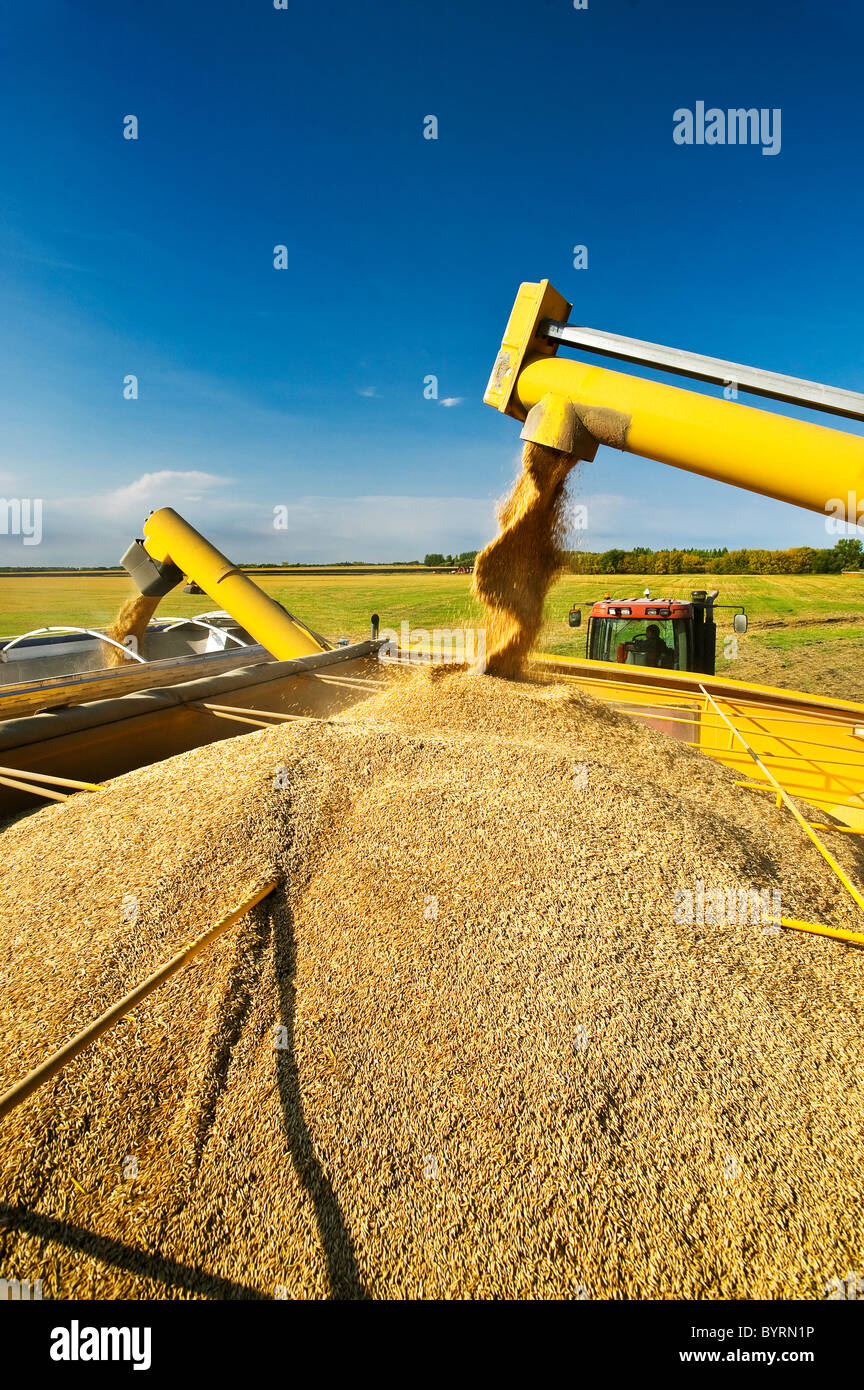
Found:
1,666 -> 863,1300
104,594 -> 160,666
473,441 -> 577,677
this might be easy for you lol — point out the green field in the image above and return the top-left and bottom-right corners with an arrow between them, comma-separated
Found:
3,570 -> 864,701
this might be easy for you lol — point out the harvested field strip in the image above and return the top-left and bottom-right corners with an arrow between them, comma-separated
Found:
0,669 -> 863,1299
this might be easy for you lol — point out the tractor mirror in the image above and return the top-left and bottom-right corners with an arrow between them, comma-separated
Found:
734,613 -> 748,635
568,607 -> 582,628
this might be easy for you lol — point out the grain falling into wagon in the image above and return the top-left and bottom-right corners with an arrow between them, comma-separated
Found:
472,441 -> 580,678
103,594 -> 161,666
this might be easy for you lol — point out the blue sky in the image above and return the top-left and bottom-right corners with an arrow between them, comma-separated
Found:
1,0 -> 863,563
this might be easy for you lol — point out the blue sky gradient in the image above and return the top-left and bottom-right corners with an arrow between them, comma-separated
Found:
1,0 -> 863,562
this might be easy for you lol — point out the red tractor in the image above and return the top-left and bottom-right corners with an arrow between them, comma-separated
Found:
568,589 -> 747,676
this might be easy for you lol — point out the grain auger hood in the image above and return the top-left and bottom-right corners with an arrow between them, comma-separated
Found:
485,279 -> 864,514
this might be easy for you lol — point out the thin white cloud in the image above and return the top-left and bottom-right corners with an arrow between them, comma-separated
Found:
440,397 -> 463,407
102,471 -> 233,517
358,386 -> 381,398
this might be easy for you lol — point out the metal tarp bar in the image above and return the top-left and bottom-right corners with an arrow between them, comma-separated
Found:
540,320 -> 864,422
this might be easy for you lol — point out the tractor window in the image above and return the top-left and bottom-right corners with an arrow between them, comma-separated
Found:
589,617 -> 688,670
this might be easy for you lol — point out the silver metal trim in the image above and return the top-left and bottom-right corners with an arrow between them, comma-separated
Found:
540,320 -> 864,422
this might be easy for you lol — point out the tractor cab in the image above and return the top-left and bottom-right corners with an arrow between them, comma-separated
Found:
568,589 -> 746,676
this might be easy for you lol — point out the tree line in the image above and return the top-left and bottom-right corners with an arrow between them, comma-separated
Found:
564,538 -> 864,575
423,551 -> 478,567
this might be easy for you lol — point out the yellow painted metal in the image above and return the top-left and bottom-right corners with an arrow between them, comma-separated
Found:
487,280 -> 864,517
534,653 -> 864,828
538,651 -> 857,710
520,393 -> 599,456
484,279 -> 571,420
0,773 -> 67,802
190,702 -> 314,727
513,354 -> 864,517
0,764 -> 100,791
777,917 -> 864,946
697,695 -> 864,827
698,682 -> 864,918
143,508 -> 325,661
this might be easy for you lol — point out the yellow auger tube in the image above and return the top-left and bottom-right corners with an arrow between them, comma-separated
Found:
513,355 -> 864,517
142,508 -> 325,660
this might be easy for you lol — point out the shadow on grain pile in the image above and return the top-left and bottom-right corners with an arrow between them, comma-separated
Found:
1,665 -> 863,1300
